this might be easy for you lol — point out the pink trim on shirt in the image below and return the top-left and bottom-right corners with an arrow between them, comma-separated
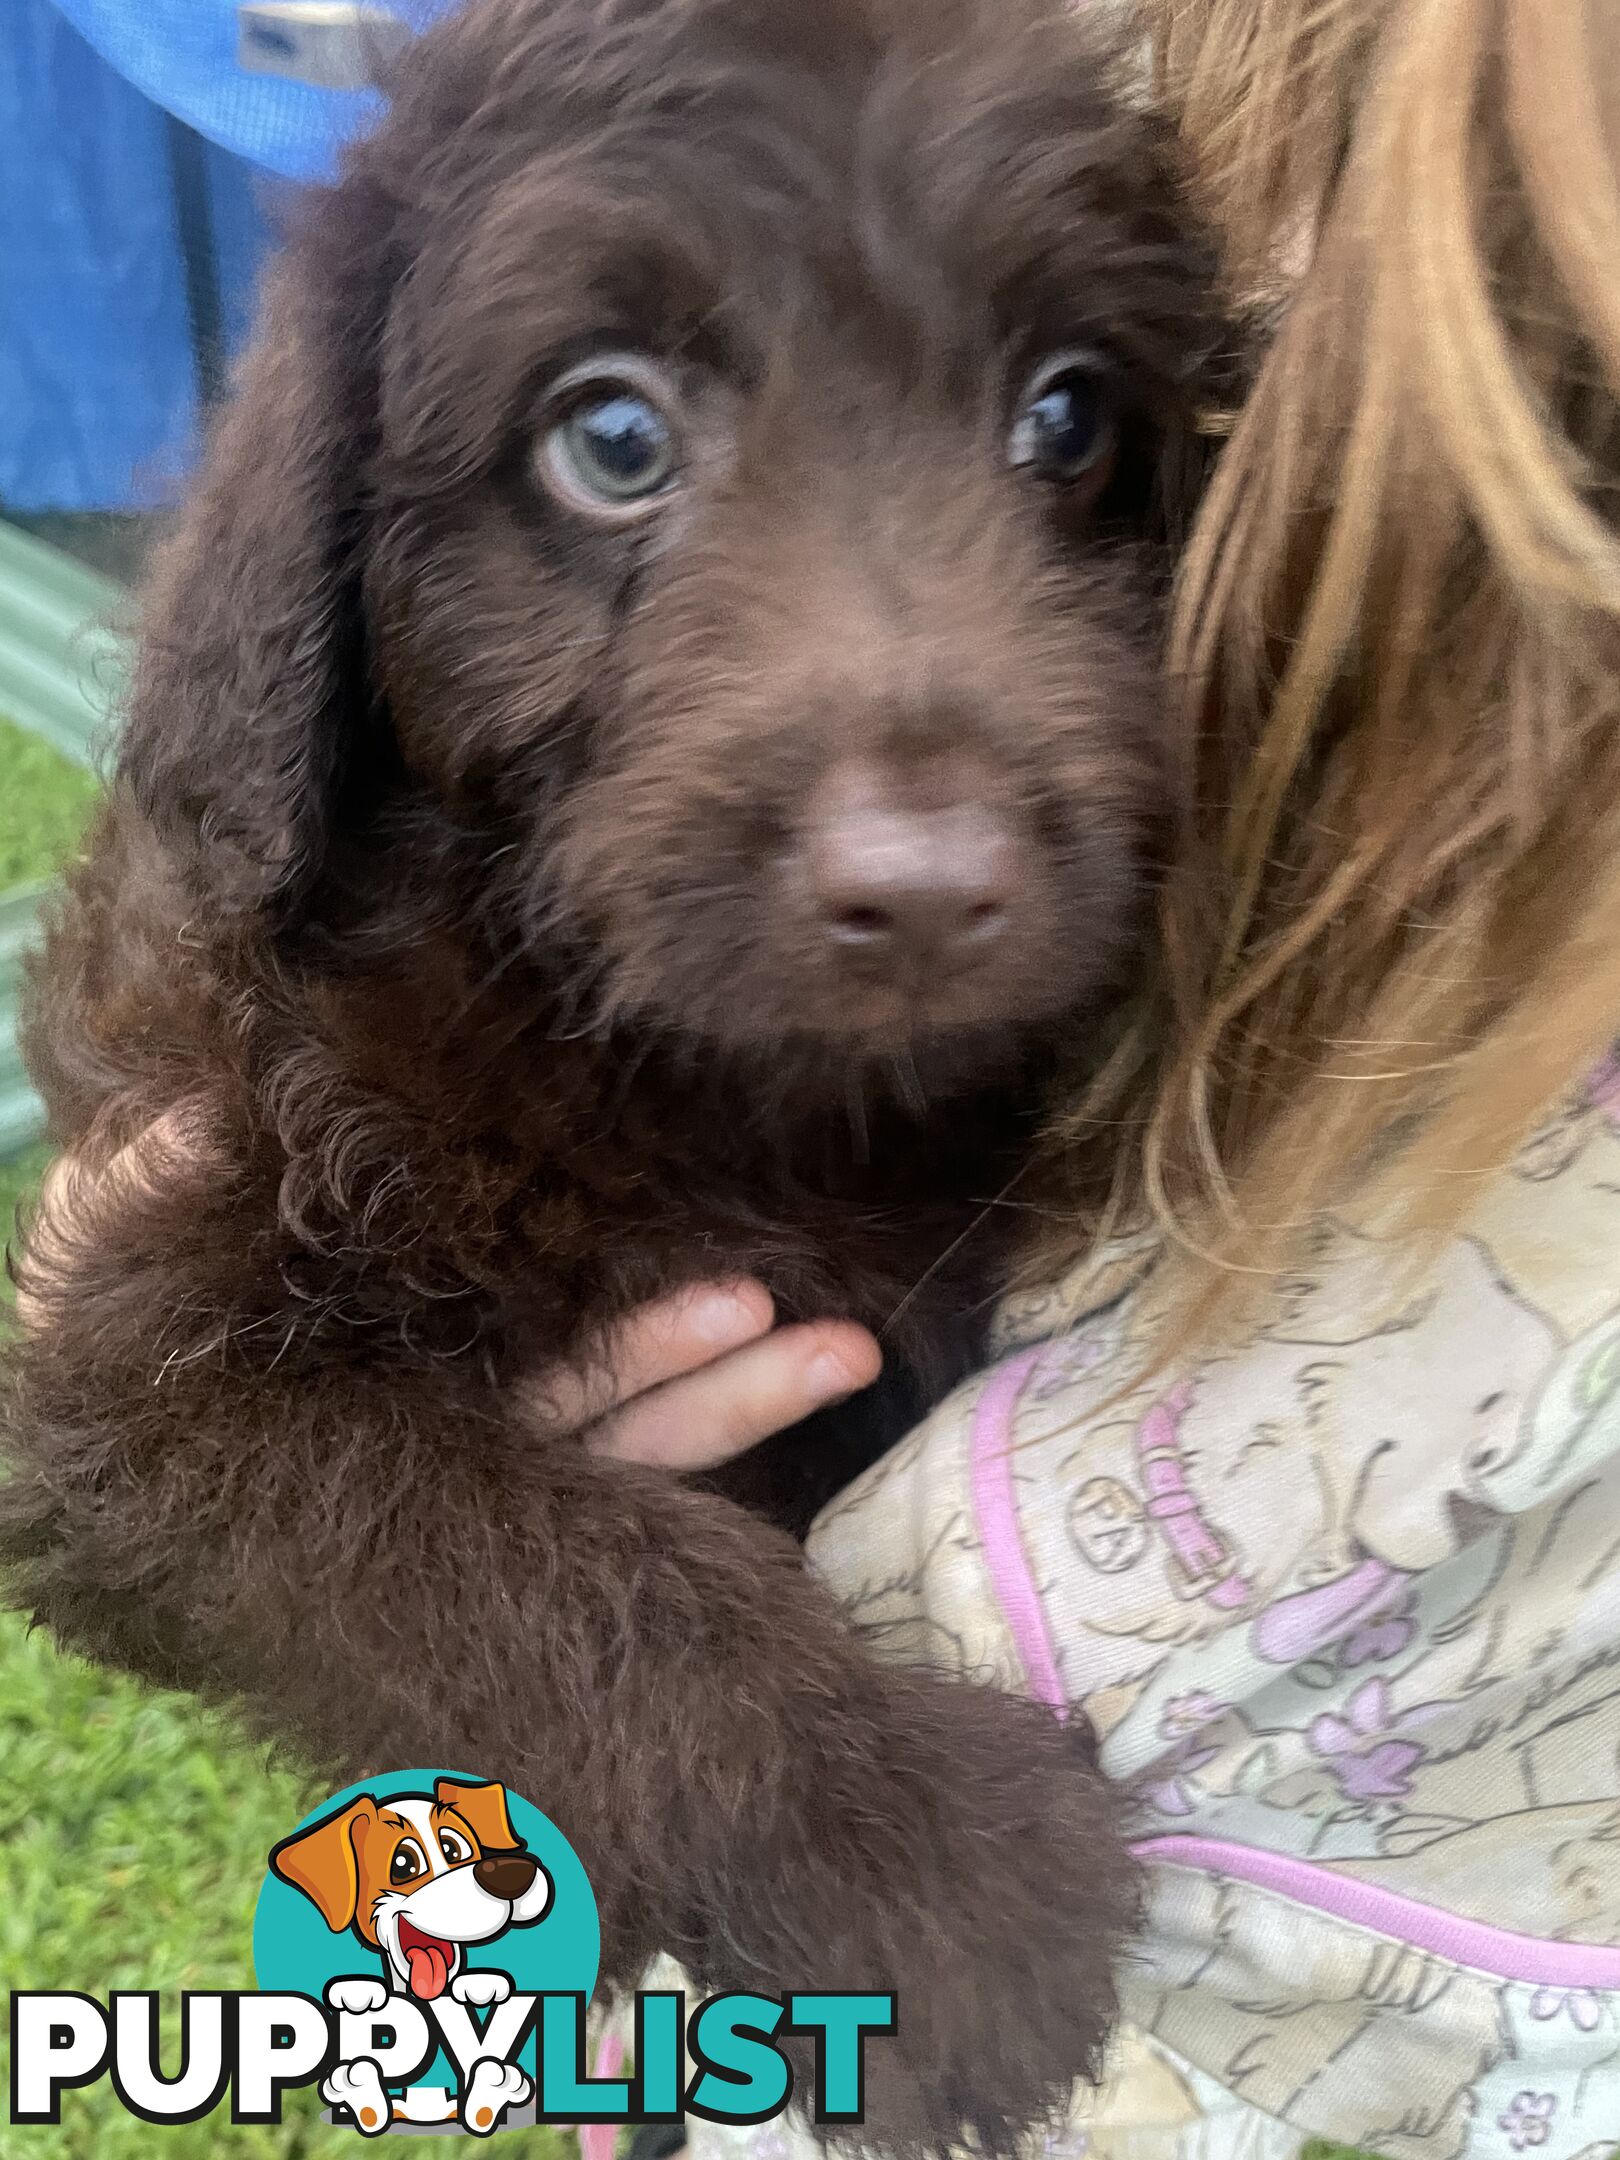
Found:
578,2029 -> 625,2160
968,1346 -> 1070,1719
1132,1835 -> 1620,1989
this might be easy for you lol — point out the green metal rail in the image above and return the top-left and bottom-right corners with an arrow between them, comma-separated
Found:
0,520 -> 123,764
0,519 -> 123,1158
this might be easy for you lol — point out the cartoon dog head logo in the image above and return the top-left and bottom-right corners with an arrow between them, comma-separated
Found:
254,1770 -> 598,2137
269,1777 -> 554,2003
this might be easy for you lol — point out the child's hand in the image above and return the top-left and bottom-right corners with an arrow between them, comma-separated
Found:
516,1278 -> 881,1469
18,1113 -> 881,1473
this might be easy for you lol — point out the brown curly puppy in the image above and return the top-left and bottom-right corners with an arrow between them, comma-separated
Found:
2,1 -> 1219,2151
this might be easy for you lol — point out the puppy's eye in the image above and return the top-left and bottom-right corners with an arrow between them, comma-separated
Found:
558,393 -> 674,499
438,1829 -> 472,1865
537,362 -> 681,521
1007,356 -> 1115,489
390,1839 -> 428,1884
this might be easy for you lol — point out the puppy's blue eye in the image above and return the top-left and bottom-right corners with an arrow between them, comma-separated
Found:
566,394 -> 673,496
543,376 -> 679,516
1008,360 -> 1115,486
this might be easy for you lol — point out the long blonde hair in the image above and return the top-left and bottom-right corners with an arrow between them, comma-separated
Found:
1045,0 -> 1620,1335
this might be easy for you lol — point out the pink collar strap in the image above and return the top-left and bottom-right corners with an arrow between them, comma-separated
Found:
1134,1382 -> 1253,1612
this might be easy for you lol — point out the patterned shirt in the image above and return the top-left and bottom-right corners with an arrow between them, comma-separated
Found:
806,1063 -> 1620,2160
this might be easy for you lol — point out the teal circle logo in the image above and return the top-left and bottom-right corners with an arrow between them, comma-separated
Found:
252,1769 -> 598,2132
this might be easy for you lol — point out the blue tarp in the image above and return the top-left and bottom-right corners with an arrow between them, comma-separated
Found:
0,0 -> 446,514
2,0 -> 268,510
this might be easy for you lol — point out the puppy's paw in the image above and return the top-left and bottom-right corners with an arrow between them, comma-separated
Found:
322,2059 -> 393,2136
460,2058 -> 531,2135
451,1969 -> 513,2008
701,1676 -> 1137,2160
861,1684 -> 1135,2158
325,1976 -> 391,2016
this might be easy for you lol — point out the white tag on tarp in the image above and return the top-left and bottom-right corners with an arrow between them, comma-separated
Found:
237,2 -> 412,92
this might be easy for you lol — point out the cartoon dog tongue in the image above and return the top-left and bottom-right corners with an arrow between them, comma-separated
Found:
402,1928 -> 453,1999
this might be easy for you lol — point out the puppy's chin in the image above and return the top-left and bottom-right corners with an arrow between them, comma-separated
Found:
598,948 -> 1106,1099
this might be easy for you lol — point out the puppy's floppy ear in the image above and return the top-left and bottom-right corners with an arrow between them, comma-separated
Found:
269,1795 -> 378,1932
120,235 -> 376,923
435,1777 -> 521,1853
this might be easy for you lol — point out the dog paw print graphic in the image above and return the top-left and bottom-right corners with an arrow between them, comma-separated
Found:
255,1769 -> 600,2136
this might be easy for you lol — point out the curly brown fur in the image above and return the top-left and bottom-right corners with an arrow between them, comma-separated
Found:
1,3 -> 1219,2153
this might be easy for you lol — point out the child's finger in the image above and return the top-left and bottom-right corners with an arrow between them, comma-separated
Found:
513,1279 -> 776,1435
592,1318 -> 882,1470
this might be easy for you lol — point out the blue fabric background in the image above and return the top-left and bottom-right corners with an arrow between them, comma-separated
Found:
1,0 -> 447,513
46,0 -> 392,182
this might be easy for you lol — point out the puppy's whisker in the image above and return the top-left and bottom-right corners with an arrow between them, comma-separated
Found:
886,1049 -> 928,1120
844,1070 -> 871,1162
882,1159 -> 1035,1341
604,1035 -> 657,1115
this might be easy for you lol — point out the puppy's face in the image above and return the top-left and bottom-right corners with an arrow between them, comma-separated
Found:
151,0 -> 1218,1077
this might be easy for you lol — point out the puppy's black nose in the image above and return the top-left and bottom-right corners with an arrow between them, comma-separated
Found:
474,1851 -> 538,1900
802,763 -> 1019,975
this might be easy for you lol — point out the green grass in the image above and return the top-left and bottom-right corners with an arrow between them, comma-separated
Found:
0,714 -> 100,889
0,1601 -> 328,2156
